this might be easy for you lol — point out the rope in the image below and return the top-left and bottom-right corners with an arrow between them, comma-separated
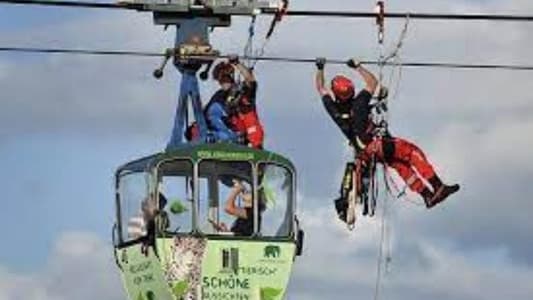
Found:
388,56 -> 404,105
373,164 -> 392,300
265,0 -> 289,39
248,0 -> 289,70
372,3 -> 388,299
242,15 -> 257,69
381,165 -> 393,272
372,14 -> 424,208
375,13 -> 410,132
374,0 -> 388,137
383,166 -> 425,206
383,15 -> 410,63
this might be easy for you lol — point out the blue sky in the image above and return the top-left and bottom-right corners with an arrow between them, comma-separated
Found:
1,0 -> 533,299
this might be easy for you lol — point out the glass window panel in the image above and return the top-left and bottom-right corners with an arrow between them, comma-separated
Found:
258,163 -> 293,237
158,160 -> 194,234
198,160 -> 254,236
118,171 -> 151,242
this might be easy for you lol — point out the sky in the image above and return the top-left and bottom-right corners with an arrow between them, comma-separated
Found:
1,0 -> 533,299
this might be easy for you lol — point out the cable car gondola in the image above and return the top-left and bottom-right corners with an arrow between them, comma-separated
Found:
112,143 -> 304,300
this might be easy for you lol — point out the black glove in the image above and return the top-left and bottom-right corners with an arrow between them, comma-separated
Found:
315,57 -> 326,70
346,58 -> 361,69
228,54 -> 239,65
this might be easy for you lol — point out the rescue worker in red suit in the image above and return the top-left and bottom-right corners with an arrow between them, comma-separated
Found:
315,57 -> 459,209
205,56 -> 264,149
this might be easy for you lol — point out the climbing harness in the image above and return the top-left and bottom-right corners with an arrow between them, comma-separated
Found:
328,1 -> 411,298
359,4 -> 412,218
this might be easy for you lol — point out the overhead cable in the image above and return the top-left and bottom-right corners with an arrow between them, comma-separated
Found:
1,46 -> 533,71
1,0 -> 533,22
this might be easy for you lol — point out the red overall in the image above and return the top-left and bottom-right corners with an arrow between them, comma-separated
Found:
231,111 -> 264,149
230,81 -> 264,149
359,137 -> 437,195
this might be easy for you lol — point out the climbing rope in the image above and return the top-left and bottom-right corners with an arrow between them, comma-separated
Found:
383,15 -> 410,63
248,0 -> 289,70
373,166 -> 390,300
383,166 -> 425,206
383,15 -> 409,104
372,2 -> 394,300
381,165 -> 394,273
370,14 -> 416,293
373,0 -> 389,139
266,0 -> 289,40
373,13 -> 410,134
243,14 -> 258,69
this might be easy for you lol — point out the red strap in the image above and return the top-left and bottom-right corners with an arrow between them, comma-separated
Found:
266,0 -> 289,39
277,0 -> 289,21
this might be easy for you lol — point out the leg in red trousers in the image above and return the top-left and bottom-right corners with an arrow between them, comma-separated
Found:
387,160 -> 433,201
389,137 -> 460,208
361,137 -> 460,208
389,138 -> 437,183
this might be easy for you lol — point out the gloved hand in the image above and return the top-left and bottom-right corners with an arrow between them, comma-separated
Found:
347,58 -> 362,69
228,54 -> 240,65
315,57 -> 326,70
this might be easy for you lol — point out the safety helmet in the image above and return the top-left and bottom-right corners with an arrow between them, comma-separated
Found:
212,62 -> 234,84
331,75 -> 355,102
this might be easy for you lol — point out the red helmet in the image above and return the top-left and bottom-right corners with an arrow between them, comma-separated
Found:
331,75 -> 355,102
212,62 -> 234,84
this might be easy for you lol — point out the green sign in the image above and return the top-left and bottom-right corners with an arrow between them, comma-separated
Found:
119,239 -> 296,300
264,245 -> 281,259
118,246 -> 174,300
197,150 -> 255,161
198,240 -> 294,300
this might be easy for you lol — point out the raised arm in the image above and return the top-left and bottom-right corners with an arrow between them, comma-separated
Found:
347,59 -> 378,95
229,55 -> 255,84
224,181 -> 248,219
315,57 -> 329,97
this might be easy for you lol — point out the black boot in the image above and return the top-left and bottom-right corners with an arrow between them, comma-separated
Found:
420,188 -> 435,208
428,175 -> 443,192
427,184 -> 460,209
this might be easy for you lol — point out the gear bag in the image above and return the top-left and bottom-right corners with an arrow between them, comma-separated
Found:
334,161 -> 373,223
334,163 -> 355,222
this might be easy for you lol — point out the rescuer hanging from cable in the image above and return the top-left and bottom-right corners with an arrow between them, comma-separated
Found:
315,57 -> 460,218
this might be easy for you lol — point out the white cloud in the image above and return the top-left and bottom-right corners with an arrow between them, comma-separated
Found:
0,214 -> 531,300
0,232 -> 124,300
288,205 -> 533,300
2,1 -> 533,299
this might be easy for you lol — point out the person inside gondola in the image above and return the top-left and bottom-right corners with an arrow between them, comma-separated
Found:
314,57 -> 460,213
137,193 -> 170,239
210,180 -> 265,236
205,56 -> 265,149
226,180 -> 266,236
